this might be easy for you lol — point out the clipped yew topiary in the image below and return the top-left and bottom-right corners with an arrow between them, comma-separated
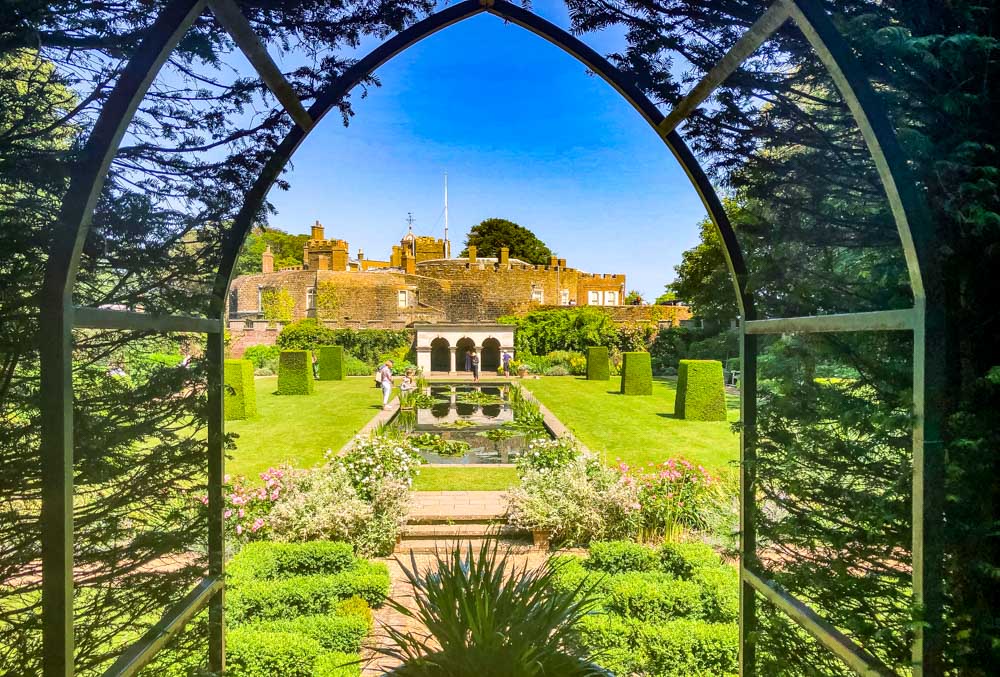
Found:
676,359 -> 726,421
224,359 -> 257,420
620,352 -> 653,395
277,350 -> 314,395
318,345 -> 345,381
586,346 -> 610,381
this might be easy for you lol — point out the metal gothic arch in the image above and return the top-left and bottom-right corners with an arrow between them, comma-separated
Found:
39,0 -> 944,675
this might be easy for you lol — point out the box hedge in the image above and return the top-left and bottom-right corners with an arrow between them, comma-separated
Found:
606,572 -> 705,622
692,565 -> 739,623
226,628 -> 323,677
638,619 -> 739,676
277,349 -> 314,395
586,541 -> 659,574
224,359 -> 257,420
659,540 -> 723,577
228,541 -> 355,582
248,613 -> 370,653
227,561 -> 390,623
318,344 -> 345,380
619,352 -> 653,395
314,651 -> 362,677
586,346 -> 610,381
676,359 -> 726,421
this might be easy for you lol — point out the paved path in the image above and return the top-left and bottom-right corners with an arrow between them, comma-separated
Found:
408,490 -> 507,519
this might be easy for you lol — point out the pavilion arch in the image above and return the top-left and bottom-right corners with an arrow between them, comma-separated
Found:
429,337 -> 451,373
37,0 -> 945,675
481,337 -> 501,372
455,337 -> 476,372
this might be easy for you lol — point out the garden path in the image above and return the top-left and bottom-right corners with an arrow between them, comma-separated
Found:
362,491 -> 550,675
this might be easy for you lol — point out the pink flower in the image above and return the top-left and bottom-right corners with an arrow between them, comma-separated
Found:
200,495 -> 209,506
270,490 -> 279,501
251,517 -> 265,532
236,525 -> 243,535
238,508 -> 245,518
224,474 -> 231,483
224,509 -> 232,518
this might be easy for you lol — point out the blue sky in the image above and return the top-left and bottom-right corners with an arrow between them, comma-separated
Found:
267,0 -> 708,298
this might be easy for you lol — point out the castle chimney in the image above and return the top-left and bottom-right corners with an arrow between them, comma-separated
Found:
261,244 -> 274,273
402,250 -> 416,275
549,255 -> 559,268
357,248 -> 364,261
468,245 -> 477,263
499,246 -> 509,265
311,220 -> 324,241
559,258 -> 567,268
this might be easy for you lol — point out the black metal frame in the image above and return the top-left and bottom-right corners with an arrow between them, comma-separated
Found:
38,0 -> 943,675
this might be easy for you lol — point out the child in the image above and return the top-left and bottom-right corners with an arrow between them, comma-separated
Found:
399,368 -> 417,394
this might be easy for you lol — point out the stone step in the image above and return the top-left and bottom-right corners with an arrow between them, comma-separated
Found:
395,536 -> 536,555
406,513 -> 508,525
401,522 -> 528,539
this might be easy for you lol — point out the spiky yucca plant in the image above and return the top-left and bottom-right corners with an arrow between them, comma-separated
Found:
379,543 -> 609,676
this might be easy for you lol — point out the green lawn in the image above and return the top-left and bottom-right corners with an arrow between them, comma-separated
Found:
523,376 -> 740,473
413,466 -> 519,491
226,376 -> 383,479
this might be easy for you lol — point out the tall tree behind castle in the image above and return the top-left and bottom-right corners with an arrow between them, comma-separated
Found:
460,218 -> 553,265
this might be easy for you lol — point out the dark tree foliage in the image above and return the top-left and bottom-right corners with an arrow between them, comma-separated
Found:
459,217 -> 554,265
566,0 -> 998,672
0,0 -> 433,673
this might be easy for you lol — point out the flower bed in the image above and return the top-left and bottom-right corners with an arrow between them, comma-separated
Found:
550,540 -> 739,676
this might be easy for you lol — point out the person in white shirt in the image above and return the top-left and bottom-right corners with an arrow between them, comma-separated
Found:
378,359 -> 394,409
399,368 -> 417,394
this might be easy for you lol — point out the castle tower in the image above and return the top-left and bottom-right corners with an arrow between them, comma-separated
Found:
261,244 -> 274,273
304,220 -> 349,271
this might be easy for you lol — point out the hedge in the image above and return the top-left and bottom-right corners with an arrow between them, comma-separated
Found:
619,352 -> 653,395
586,346 -> 610,381
638,619 -> 739,676
606,573 -> 705,622
314,651 -> 362,677
224,359 -> 257,420
277,349 -> 314,395
676,359 -> 726,421
659,540 -> 723,577
248,613 -> 369,653
586,541 -> 659,574
228,541 -> 355,582
226,628 -> 322,677
227,562 -> 390,623
318,345 -> 345,380
692,566 -> 739,623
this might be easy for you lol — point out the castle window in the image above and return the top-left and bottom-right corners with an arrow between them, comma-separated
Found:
398,290 -> 408,308
604,291 -> 619,306
306,287 -> 316,310
531,288 -> 544,304
560,289 -> 569,306
588,290 -> 600,305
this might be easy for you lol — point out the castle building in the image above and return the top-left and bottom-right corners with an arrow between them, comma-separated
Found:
227,221 -> 629,328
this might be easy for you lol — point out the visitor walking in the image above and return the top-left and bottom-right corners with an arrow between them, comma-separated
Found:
501,351 -> 512,377
470,352 -> 481,383
377,359 -> 394,409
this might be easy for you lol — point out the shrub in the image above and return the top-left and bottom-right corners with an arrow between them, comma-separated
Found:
546,350 -> 587,375
224,359 -> 257,420
226,561 -> 391,623
219,467 -> 287,543
277,350 -> 314,395
676,359 -> 726,421
586,541 -> 658,574
692,565 -> 739,623
318,345 -> 345,380
659,540 -> 723,578
228,540 -> 355,583
225,628 -> 322,677
515,437 -> 579,473
333,435 -> 423,499
621,459 -> 722,541
543,364 -> 570,376
267,466 -> 408,557
586,346 -> 610,381
314,651 -> 362,677
506,456 -> 640,545
336,595 -> 374,626
248,613 -> 369,653
499,307 -> 619,355
343,352 -> 371,376
606,573 -> 705,622
571,615 -> 644,676
277,320 -> 412,364
242,344 -> 281,371
620,352 -> 652,395
637,619 -> 738,677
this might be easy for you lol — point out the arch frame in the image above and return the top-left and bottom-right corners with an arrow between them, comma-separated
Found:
35,1 -> 944,675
